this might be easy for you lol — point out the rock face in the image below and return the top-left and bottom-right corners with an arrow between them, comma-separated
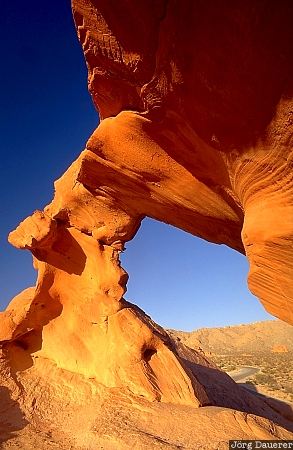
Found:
1,1 -> 293,447
272,344 -> 289,354
169,320 -> 293,355
71,0 -> 293,324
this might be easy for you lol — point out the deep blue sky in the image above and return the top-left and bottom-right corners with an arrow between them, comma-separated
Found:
1,0 -> 272,331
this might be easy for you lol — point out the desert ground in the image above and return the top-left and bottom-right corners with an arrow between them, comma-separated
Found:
170,320 -> 293,405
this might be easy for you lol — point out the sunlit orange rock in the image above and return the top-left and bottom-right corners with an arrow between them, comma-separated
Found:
71,0 -> 293,325
1,1 -> 293,447
271,344 -> 289,353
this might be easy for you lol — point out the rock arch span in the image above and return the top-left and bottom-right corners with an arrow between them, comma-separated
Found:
1,0 -> 292,410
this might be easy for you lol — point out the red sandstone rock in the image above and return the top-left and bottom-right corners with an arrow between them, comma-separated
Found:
71,0 -> 293,324
272,344 -> 289,353
1,1 -> 293,447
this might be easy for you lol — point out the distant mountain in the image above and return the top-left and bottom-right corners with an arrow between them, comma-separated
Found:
168,320 -> 293,355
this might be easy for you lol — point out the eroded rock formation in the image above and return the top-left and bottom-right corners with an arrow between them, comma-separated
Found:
1,0 -> 293,447
71,0 -> 293,324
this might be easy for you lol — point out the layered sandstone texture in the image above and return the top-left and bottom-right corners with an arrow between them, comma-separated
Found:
71,0 -> 293,324
1,0 -> 293,448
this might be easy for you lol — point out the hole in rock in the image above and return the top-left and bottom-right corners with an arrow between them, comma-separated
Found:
14,339 -> 29,351
143,348 -> 157,362
121,218 -> 273,332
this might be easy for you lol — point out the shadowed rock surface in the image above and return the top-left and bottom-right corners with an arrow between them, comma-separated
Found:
1,0 -> 293,447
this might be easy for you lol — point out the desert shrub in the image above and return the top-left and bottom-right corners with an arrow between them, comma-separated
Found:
283,384 -> 293,395
226,365 -> 236,371
254,373 -> 278,389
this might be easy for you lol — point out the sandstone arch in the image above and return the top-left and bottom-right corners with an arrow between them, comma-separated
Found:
1,0 -> 292,427
73,0 -> 293,323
